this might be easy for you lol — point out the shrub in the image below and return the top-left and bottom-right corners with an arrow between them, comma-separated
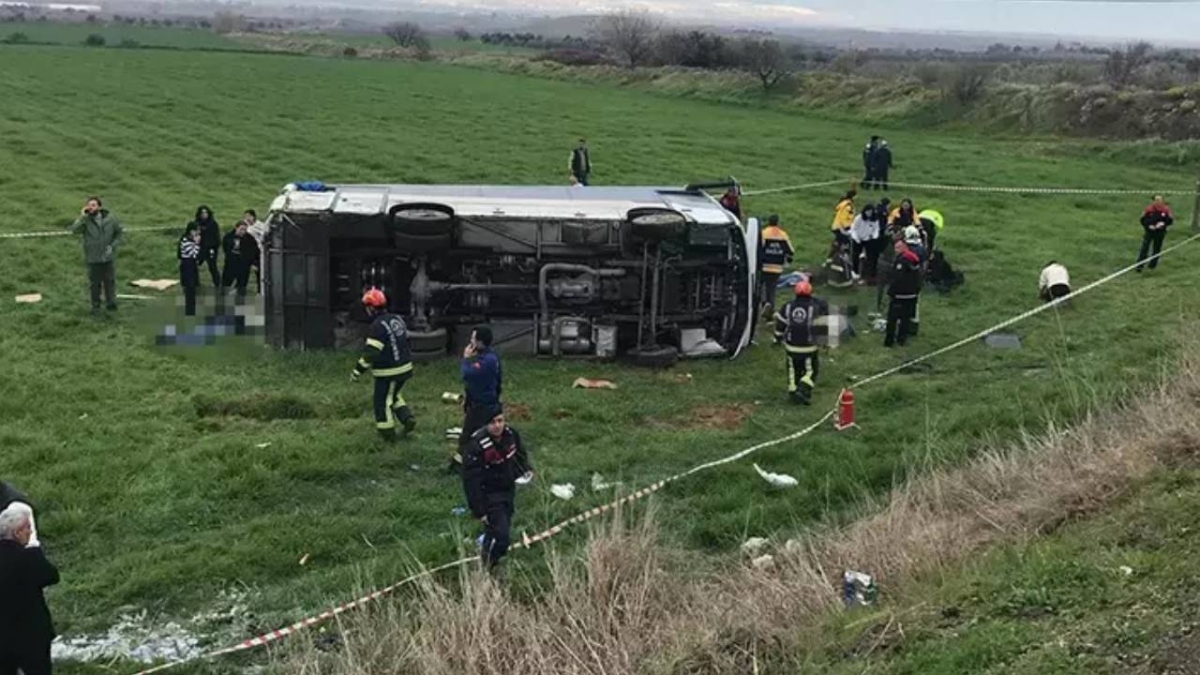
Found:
82,33 -> 105,47
913,62 -> 943,87
4,31 -> 29,44
343,46 -> 358,58
942,63 -> 992,105
535,48 -> 609,67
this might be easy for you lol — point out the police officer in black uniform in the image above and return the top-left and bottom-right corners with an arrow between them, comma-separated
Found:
351,288 -> 417,441
774,279 -> 828,405
461,407 -> 533,570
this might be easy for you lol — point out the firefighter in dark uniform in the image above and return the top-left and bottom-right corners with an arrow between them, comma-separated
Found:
759,214 -> 795,318
350,288 -> 416,441
884,239 -> 923,347
461,408 -> 533,570
774,279 -> 828,405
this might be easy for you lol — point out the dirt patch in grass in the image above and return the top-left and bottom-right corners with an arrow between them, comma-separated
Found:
193,394 -> 318,421
506,403 -> 533,422
644,404 -> 754,431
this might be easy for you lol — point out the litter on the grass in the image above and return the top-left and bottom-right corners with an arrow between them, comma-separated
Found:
753,463 -> 799,488
130,279 -> 179,291
842,570 -> 878,607
741,537 -> 770,555
550,484 -> 576,500
15,293 -> 42,304
572,377 -> 618,390
984,333 -> 1022,350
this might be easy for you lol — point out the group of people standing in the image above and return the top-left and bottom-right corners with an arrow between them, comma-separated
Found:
64,198 -> 265,318
861,135 -> 895,191
177,206 -> 265,315
352,289 -> 531,572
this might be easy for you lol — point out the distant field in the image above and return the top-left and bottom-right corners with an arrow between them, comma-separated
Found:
0,20 -> 239,48
0,43 -> 1198,670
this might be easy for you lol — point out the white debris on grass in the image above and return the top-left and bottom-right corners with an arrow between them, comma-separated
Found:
550,484 -> 576,500
741,537 -> 770,555
52,612 -> 202,664
753,463 -> 799,488
52,588 -> 254,665
751,554 -> 776,571
591,473 -> 622,491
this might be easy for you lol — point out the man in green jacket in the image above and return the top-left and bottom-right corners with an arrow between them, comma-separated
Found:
69,197 -> 124,315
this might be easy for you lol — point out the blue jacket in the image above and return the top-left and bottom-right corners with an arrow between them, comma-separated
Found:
462,348 -> 502,407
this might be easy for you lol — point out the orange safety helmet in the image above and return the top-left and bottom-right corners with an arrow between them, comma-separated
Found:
794,280 -> 813,297
361,287 -> 387,308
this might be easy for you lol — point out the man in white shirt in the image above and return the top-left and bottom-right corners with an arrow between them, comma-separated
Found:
1039,261 -> 1071,302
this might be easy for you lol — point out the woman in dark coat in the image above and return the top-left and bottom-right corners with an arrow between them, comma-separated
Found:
188,205 -> 221,287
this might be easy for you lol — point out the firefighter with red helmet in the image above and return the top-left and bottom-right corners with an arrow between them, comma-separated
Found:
773,279 -> 829,406
351,288 -> 417,441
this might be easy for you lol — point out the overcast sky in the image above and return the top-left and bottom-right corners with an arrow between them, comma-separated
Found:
412,0 -> 1200,42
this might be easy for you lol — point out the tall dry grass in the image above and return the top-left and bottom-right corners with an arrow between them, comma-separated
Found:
279,350 -> 1200,675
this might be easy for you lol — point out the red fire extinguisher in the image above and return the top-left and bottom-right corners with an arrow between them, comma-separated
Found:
835,388 -> 856,431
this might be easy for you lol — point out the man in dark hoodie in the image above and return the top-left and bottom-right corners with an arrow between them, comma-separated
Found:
884,239 -> 923,347
189,206 -> 221,288
221,220 -> 260,302
68,196 -> 123,316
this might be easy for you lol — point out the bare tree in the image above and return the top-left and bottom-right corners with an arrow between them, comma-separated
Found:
1104,41 -> 1153,88
738,39 -> 789,93
593,11 -> 658,68
384,21 -> 428,49
453,27 -> 472,42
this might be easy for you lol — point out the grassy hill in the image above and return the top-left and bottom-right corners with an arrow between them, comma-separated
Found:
0,42 -> 1198,672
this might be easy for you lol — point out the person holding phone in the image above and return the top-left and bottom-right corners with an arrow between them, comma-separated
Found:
452,326 -> 503,472
68,196 -> 123,316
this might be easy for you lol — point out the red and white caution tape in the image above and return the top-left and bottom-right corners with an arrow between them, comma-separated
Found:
129,216 -> 1200,675
742,178 -> 1199,197
128,413 -> 835,675
855,230 -> 1200,389
0,226 -> 177,240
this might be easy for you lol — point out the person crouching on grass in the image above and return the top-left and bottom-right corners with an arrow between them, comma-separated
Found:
0,502 -> 60,675
462,408 -> 533,572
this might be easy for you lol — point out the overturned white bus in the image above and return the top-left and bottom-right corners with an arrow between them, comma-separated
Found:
263,180 -> 757,366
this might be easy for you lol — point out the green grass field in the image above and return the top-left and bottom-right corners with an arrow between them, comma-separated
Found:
1,41 -> 1199,669
0,20 -> 239,49
806,467 -> 1200,674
